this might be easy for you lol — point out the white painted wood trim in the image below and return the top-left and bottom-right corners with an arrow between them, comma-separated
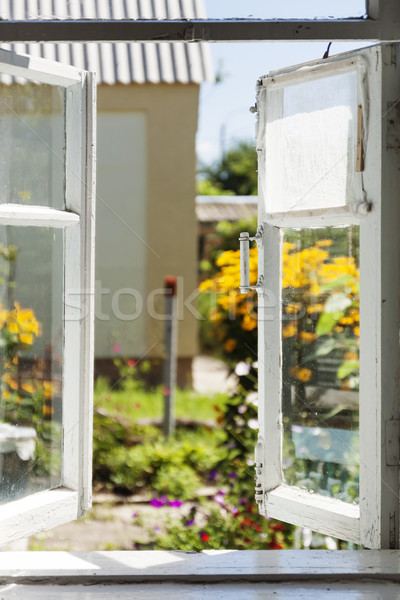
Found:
261,56 -> 363,89
62,224 -> 82,492
0,48 -> 96,543
2,550 -> 400,584
257,43 -> 400,548
65,82 -> 84,215
266,486 -> 360,543
78,70 -> 96,515
62,71 -> 96,514
62,75 -> 86,491
0,204 -> 79,227
0,47 -> 82,86
261,210 -> 361,229
358,42 -> 400,549
257,223 -> 282,498
0,489 -> 79,546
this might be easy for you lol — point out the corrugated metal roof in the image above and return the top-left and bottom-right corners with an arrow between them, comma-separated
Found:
196,196 -> 258,222
0,0 -> 214,85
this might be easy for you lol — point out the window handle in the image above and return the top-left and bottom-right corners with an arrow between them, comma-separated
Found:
239,225 -> 264,293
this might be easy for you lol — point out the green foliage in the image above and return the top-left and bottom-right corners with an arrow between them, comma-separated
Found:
152,464 -> 201,500
198,141 -> 258,196
197,179 -> 234,196
94,374 -> 228,423
93,403 -> 226,498
93,361 -> 296,549
143,367 -> 295,550
154,498 -> 291,551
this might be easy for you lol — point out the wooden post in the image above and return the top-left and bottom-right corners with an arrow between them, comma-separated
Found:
163,276 -> 178,437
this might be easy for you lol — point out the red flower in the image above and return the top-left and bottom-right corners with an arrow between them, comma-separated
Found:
127,359 -> 136,367
200,532 -> 210,542
268,542 -> 284,549
270,523 -> 285,531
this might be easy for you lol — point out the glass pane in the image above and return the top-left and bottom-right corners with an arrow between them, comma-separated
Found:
282,226 -> 359,504
0,83 -> 65,208
264,70 -> 358,213
204,1 -> 366,19
0,226 -> 63,504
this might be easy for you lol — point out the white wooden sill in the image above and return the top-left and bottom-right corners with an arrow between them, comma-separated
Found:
2,551 -> 400,599
1,549 -> 400,583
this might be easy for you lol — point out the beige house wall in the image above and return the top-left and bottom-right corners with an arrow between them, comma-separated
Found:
97,83 -> 199,365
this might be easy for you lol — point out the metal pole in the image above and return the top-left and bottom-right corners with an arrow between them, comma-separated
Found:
162,276 -> 177,437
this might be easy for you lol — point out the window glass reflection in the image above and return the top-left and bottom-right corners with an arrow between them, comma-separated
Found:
282,226 -> 359,503
0,226 -> 63,504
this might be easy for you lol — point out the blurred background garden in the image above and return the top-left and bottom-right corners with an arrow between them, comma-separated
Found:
10,139 -> 359,552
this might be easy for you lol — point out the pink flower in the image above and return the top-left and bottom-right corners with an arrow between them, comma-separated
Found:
113,344 -> 121,353
169,500 -> 183,508
150,496 -> 168,508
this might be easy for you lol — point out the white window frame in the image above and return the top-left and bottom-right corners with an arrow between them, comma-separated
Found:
0,48 -> 96,545
0,0 -> 398,557
255,43 -> 400,549
0,0 -> 397,42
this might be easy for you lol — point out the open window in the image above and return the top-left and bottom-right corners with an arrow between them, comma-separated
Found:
0,48 -> 95,545
253,43 -> 400,549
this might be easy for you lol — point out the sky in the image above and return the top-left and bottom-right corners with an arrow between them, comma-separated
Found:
196,0 -> 369,166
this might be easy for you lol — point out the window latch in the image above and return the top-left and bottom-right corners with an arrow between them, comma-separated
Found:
239,225 -> 264,294
254,437 -> 266,513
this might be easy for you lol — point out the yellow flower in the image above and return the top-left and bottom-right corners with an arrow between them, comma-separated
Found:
289,366 -> 312,382
7,321 -> 18,334
316,239 -> 333,247
3,389 -> 10,400
43,404 -> 54,417
43,381 -> 53,399
218,293 -> 238,311
349,308 -> 360,322
3,373 -> 18,390
285,302 -> 302,314
307,304 -> 323,314
242,314 -> 257,331
224,338 -> 237,353
299,331 -> 317,343
19,332 -> 34,345
344,351 -> 358,360
199,279 -> 213,292
21,382 -> 35,394
334,326 -> 344,333
282,323 -> 297,338
209,309 -> 222,323
339,316 -> 354,326
353,325 -> 360,336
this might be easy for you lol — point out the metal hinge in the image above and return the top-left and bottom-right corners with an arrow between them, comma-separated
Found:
254,437 -> 266,514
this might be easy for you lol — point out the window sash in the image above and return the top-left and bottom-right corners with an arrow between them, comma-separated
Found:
256,43 -> 400,549
0,50 -> 95,545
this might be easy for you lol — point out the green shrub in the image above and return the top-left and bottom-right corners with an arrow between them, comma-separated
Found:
152,464 -> 201,500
